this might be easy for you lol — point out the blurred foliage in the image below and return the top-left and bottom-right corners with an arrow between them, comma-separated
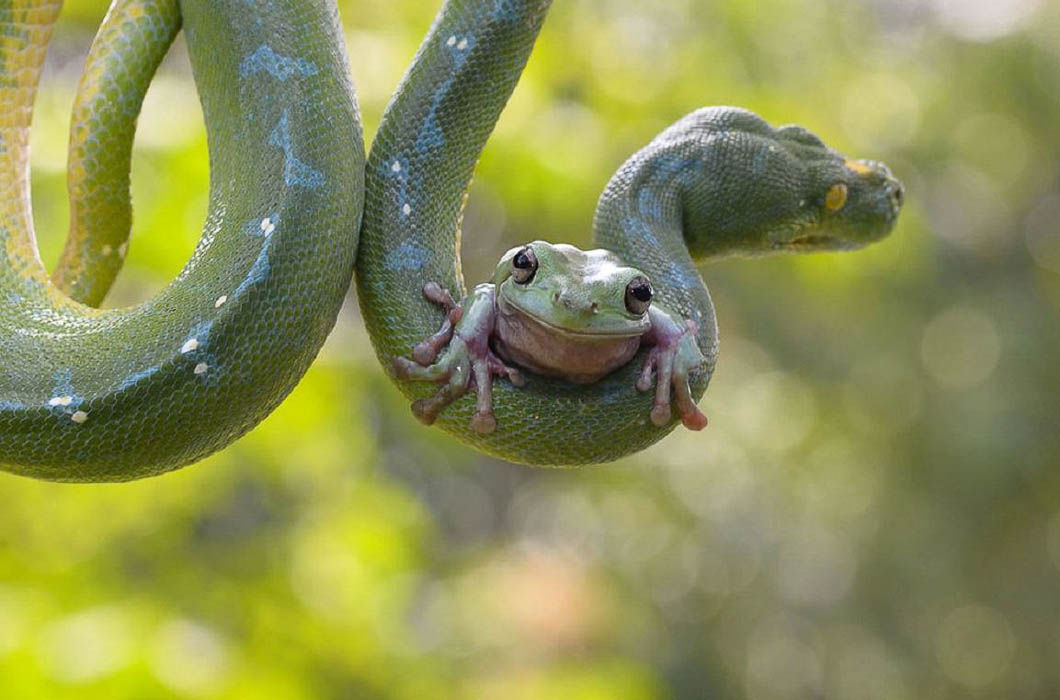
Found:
3,0 -> 1060,697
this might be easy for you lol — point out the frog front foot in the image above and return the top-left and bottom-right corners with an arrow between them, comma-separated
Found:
393,282 -> 524,435
637,306 -> 709,431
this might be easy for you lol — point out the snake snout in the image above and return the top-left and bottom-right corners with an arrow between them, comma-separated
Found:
847,158 -> 904,219
875,165 -> 905,219
889,180 -> 905,210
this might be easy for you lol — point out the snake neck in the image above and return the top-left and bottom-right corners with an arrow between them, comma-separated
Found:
592,136 -> 720,373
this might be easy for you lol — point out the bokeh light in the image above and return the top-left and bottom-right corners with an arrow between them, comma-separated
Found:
920,306 -> 1002,389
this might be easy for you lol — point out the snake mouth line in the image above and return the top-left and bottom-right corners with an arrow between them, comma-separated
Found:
781,235 -> 859,250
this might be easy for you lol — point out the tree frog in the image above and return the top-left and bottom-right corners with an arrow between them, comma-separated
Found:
394,241 -> 709,434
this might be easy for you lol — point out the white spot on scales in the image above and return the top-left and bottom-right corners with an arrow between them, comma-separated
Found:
71,411 -> 88,424
181,338 -> 199,354
260,218 -> 276,236
48,395 -> 73,407
215,295 -> 228,308
194,362 -> 209,376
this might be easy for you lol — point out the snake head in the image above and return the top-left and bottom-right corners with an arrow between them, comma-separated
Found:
657,108 -> 904,258
771,124 -> 905,252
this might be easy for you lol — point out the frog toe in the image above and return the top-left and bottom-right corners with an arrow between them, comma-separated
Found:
422,282 -> 459,311
650,403 -> 672,427
674,376 -> 708,430
673,356 -> 708,431
681,408 -> 709,431
410,367 -> 471,425
636,346 -> 660,393
411,398 -> 440,426
488,353 -> 525,387
470,411 -> 497,434
393,356 -> 446,382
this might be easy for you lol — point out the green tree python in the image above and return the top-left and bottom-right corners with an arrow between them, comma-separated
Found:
0,0 -> 902,480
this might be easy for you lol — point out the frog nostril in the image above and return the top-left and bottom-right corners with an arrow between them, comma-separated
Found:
552,292 -> 561,304
590,302 -> 599,314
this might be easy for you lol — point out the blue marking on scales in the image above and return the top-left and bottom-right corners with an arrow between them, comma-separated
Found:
240,45 -> 318,81
385,241 -> 432,272
414,31 -> 478,155
233,234 -> 274,300
116,365 -> 160,393
268,111 -> 326,189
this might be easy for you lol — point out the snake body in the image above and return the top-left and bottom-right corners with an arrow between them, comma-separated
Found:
0,0 -> 900,479
0,0 -> 362,480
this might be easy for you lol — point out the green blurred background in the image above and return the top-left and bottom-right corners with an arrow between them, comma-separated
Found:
3,0 -> 1059,696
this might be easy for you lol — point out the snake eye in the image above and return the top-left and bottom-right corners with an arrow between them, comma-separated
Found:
511,246 -> 538,285
825,183 -> 849,212
625,276 -> 653,315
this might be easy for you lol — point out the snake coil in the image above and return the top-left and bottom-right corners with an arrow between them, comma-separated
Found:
0,0 -> 362,480
0,0 -> 900,478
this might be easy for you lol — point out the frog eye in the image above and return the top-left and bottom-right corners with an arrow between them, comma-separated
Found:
511,247 -> 538,284
625,276 -> 653,315
825,183 -> 849,212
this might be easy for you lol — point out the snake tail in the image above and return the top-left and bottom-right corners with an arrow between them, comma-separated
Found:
52,0 -> 181,307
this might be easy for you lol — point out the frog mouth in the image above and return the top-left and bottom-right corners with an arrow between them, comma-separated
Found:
500,299 -> 647,339
494,298 -> 646,384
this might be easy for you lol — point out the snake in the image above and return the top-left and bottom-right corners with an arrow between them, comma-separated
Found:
0,0 -> 901,480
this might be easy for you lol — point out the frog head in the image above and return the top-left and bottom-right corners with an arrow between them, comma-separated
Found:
490,241 -> 654,383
